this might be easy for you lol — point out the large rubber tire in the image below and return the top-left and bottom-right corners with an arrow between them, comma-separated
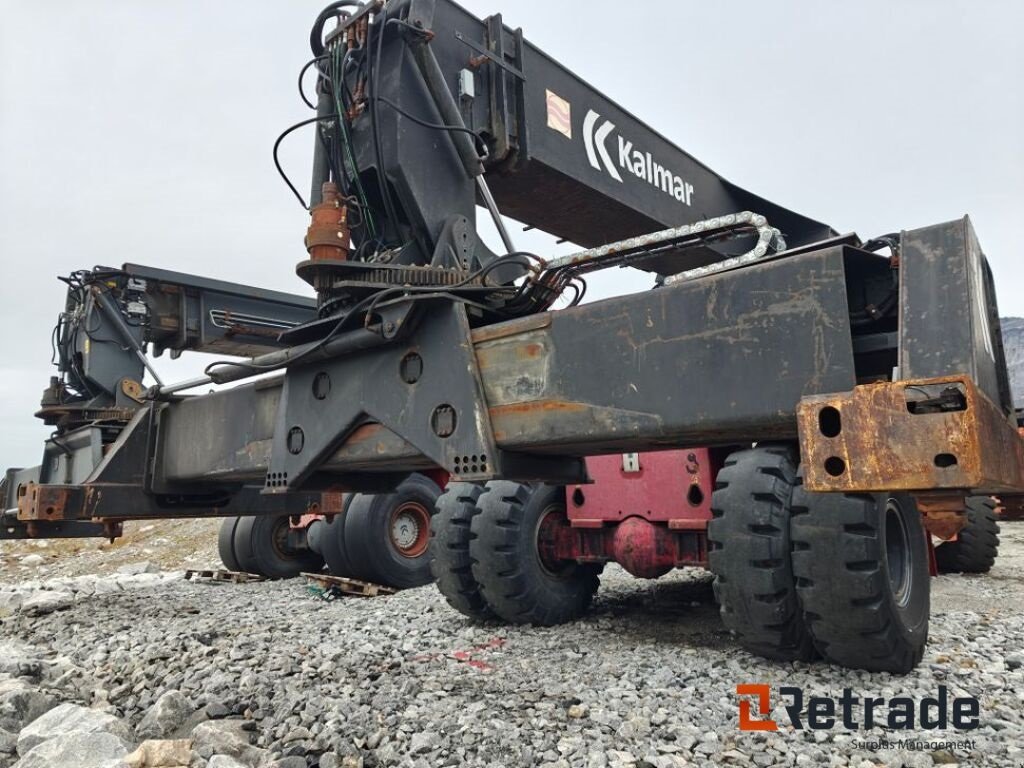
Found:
233,515 -> 324,580
343,474 -> 440,589
707,445 -> 815,662
305,519 -> 325,557
791,480 -> 930,674
470,482 -> 600,626
430,483 -> 493,620
233,517 -> 260,575
318,495 -> 358,578
935,496 -> 1000,574
217,517 -> 242,572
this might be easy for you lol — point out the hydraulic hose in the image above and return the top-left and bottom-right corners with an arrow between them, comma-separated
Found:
310,1 -> 360,57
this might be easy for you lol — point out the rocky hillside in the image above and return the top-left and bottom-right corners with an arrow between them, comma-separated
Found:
1003,317 -> 1024,407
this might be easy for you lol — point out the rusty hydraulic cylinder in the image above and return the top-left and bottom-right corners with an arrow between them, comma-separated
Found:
305,182 -> 350,263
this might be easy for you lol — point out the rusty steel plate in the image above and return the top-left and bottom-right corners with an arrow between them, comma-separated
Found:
798,376 -> 1024,494
16,482 -> 81,522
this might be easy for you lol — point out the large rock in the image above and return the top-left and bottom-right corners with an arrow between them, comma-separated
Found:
19,590 -> 73,616
17,702 -> 130,755
190,720 -> 267,767
114,574 -> 166,592
136,691 -> 193,740
91,577 -> 123,596
19,555 -> 45,567
117,562 -> 159,576
0,681 -> 30,696
124,739 -> 192,767
0,727 -> 16,754
0,642 -> 43,678
0,591 -> 24,618
12,730 -> 129,768
207,757 -> 248,768
0,687 -> 56,732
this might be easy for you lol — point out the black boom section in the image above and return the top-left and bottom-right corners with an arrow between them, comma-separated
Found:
366,0 -> 834,267
898,217 -> 1013,416
488,42 -> 835,249
122,263 -> 317,358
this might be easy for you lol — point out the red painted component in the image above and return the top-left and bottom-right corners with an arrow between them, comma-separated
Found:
544,448 -> 722,575
567,449 -> 714,525
610,517 -> 675,578
423,469 -> 451,490
544,510 -> 708,573
536,505 -> 572,572
541,520 -> 610,565
290,492 -> 345,529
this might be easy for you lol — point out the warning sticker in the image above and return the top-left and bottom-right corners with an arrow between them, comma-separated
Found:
546,90 -> 572,139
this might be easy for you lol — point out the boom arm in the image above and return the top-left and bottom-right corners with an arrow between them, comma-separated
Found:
305,0 -> 833,279
46,263 -> 315,428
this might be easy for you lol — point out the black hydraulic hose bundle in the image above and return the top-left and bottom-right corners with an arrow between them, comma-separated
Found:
263,0 -> 585,345
309,1 -> 360,57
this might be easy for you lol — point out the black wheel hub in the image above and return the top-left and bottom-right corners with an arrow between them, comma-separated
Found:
885,498 -> 913,607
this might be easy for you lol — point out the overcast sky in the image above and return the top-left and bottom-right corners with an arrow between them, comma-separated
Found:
0,1 -> 1021,474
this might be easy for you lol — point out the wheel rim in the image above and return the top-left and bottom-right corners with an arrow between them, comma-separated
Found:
270,517 -> 301,559
389,501 -> 431,558
885,498 -> 913,607
535,503 -> 568,576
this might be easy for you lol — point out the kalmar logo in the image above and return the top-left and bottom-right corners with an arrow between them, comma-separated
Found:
582,109 -> 694,205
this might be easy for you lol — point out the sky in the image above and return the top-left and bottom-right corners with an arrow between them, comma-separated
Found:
0,0 -> 1021,474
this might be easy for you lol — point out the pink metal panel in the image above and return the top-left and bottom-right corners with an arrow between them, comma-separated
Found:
567,448 -> 714,525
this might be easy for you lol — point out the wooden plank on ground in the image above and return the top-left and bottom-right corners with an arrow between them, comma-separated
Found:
302,572 -> 397,598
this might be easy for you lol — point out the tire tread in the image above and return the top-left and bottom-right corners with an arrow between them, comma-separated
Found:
706,445 -> 814,662
790,480 -> 929,674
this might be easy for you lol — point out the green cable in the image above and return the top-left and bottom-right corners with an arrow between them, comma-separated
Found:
330,44 -> 378,240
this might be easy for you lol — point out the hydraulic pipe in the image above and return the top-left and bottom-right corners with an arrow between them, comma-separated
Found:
309,88 -> 335,207
477,176 -> 516,254
407,36 -> 482,179
157,304 -> 413,396
92,289 -> 164,387
405,35 -> 515,252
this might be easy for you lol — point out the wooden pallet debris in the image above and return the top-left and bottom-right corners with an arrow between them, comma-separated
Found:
184,569 -> 265,584
302,572 -> 397,599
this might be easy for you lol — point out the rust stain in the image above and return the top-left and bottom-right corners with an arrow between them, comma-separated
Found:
799,376 -> 1024,495
305,182 -> 350,262
346,423 -> 388,445
16,483 -> 74,521
489,400 -> 590,443
914,492 -> 967,539
489,400 -> 589,418
517,343 -> 544,359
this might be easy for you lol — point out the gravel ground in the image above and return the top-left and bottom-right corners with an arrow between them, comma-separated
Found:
0,525 -> 1022,767
0,519 -> 221,581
